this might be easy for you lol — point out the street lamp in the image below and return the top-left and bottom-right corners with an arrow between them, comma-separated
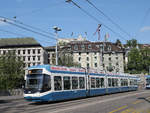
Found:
53,26 -> 61,65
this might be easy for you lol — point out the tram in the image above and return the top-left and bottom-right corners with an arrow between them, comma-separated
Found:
145,75 -> 150,89
24,65 -> 139,102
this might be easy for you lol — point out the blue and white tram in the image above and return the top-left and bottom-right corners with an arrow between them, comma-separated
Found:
24,65 -> 139,102
145,75 -> 150,89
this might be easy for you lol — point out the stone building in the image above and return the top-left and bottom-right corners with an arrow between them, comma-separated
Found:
46,40 -> 125,73
0,37 -> 48,74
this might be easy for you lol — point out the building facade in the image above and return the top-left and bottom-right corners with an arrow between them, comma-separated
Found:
46,40 -> 125,73
0,38 -> 48,74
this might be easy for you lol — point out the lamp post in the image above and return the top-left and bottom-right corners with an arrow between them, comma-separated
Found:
53,26 -> 61,65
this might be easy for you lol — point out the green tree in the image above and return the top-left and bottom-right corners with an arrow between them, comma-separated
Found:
58,53 -> 81,67
126,39 -> 138,48
127,48 -> 142,74
0,52 -> 24,90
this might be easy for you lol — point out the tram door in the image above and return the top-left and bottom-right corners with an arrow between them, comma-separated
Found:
86,75 -> 90,96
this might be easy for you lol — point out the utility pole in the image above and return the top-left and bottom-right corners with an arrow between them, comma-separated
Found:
53,26 -> 61,65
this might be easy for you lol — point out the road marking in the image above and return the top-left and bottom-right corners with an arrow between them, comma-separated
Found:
109,105 -> 127,113
132,100 -> 142,105
45,91 -> 150,113
121,108 -> 140,113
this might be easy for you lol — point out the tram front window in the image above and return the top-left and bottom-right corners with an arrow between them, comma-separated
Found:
25,74 -> 43,93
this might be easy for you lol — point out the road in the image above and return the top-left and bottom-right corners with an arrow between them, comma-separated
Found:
0,90 -> 150,113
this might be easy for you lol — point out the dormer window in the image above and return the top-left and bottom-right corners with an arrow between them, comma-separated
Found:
108,45 -> 111,51
81,44 -> 85,50
88,44 -> 92,49
74,45 -> 78,50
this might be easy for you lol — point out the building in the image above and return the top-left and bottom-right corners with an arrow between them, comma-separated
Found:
46,40 -> 125,73
0,37 -> 48,73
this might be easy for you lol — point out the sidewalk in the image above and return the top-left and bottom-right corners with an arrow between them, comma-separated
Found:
0,95 -> 24,101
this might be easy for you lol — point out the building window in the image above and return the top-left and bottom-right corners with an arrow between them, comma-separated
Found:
38,49 -> 41,54
88,44 -> 92,49
109,57 -> 111,61
33,49 -> 36,54
28,50 -> 30,54
94,56 -> 97,60
79,52 -> 81,55
33,63 -> 36,66
28,56 -> 30,61
3,50 -> 6,55
87,63 -> 89,68
95,63 -> 97,67
108,45 -> 111,51
116,57 -> 118,60
28,63 -> 30,67
78,57 -> 81,61
116,62 -> 119,66
94,52 -> 97,55
87,52 -> 89,55
38,56 -> 40,61
23,50 -> 25,54
74,45 -> 78,50
18,50 -> 20,55
23,56 -> 26,61
87,57 -> 89,61
33,56 -> 36,61
81,45 -> 85,50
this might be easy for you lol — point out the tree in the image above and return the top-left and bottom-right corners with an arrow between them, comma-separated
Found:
0,52 -> 24,90
126,39 -> 138,48
127,48 -> 142,74
58,53 -> 81,67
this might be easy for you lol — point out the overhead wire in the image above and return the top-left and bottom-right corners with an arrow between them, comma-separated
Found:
0,28 -> 26,37
0,28 -> 55,45
0,16 -> 55,37
66,0 -> 127,41
85,0 -> 131,38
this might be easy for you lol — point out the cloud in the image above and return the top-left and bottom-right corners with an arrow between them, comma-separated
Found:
140,26 -> 150,32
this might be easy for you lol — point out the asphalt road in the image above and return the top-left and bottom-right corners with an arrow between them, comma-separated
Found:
0,90 -> 150,113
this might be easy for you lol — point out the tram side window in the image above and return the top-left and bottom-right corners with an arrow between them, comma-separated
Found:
63,76 -> 71,90
79,77 -> 85,89
54,76 -> 62,91
43,74 -> 51,92
112,78 -> 115,87
125,79 -> 128,86
121,79 -> 124,86
96,78 -> 101,88
91,77 -> 96,88
108,78 -> 112,87
134,80 -> 137,85
72,77 -> 78,89
101,78 -> 105,87
114,79 -> 118,87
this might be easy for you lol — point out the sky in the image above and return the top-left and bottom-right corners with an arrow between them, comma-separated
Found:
0,0 -> 150,47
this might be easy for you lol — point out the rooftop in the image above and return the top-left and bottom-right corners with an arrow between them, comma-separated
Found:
0,37 -> 41,48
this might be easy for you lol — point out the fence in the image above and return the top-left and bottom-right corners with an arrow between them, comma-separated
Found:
0,89 -> 23,96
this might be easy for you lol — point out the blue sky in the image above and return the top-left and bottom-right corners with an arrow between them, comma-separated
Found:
0,0 -> 150,46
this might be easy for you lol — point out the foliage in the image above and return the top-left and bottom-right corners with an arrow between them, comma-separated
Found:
58,53 -> 81,67
126,39 -> 137,48
126,47 -> 150,74
0,52 -> 24,90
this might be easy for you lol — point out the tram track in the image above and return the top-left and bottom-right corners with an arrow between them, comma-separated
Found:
0,90 -> 148,113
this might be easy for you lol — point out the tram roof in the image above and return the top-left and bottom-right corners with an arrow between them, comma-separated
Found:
28,65 -> 138,78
